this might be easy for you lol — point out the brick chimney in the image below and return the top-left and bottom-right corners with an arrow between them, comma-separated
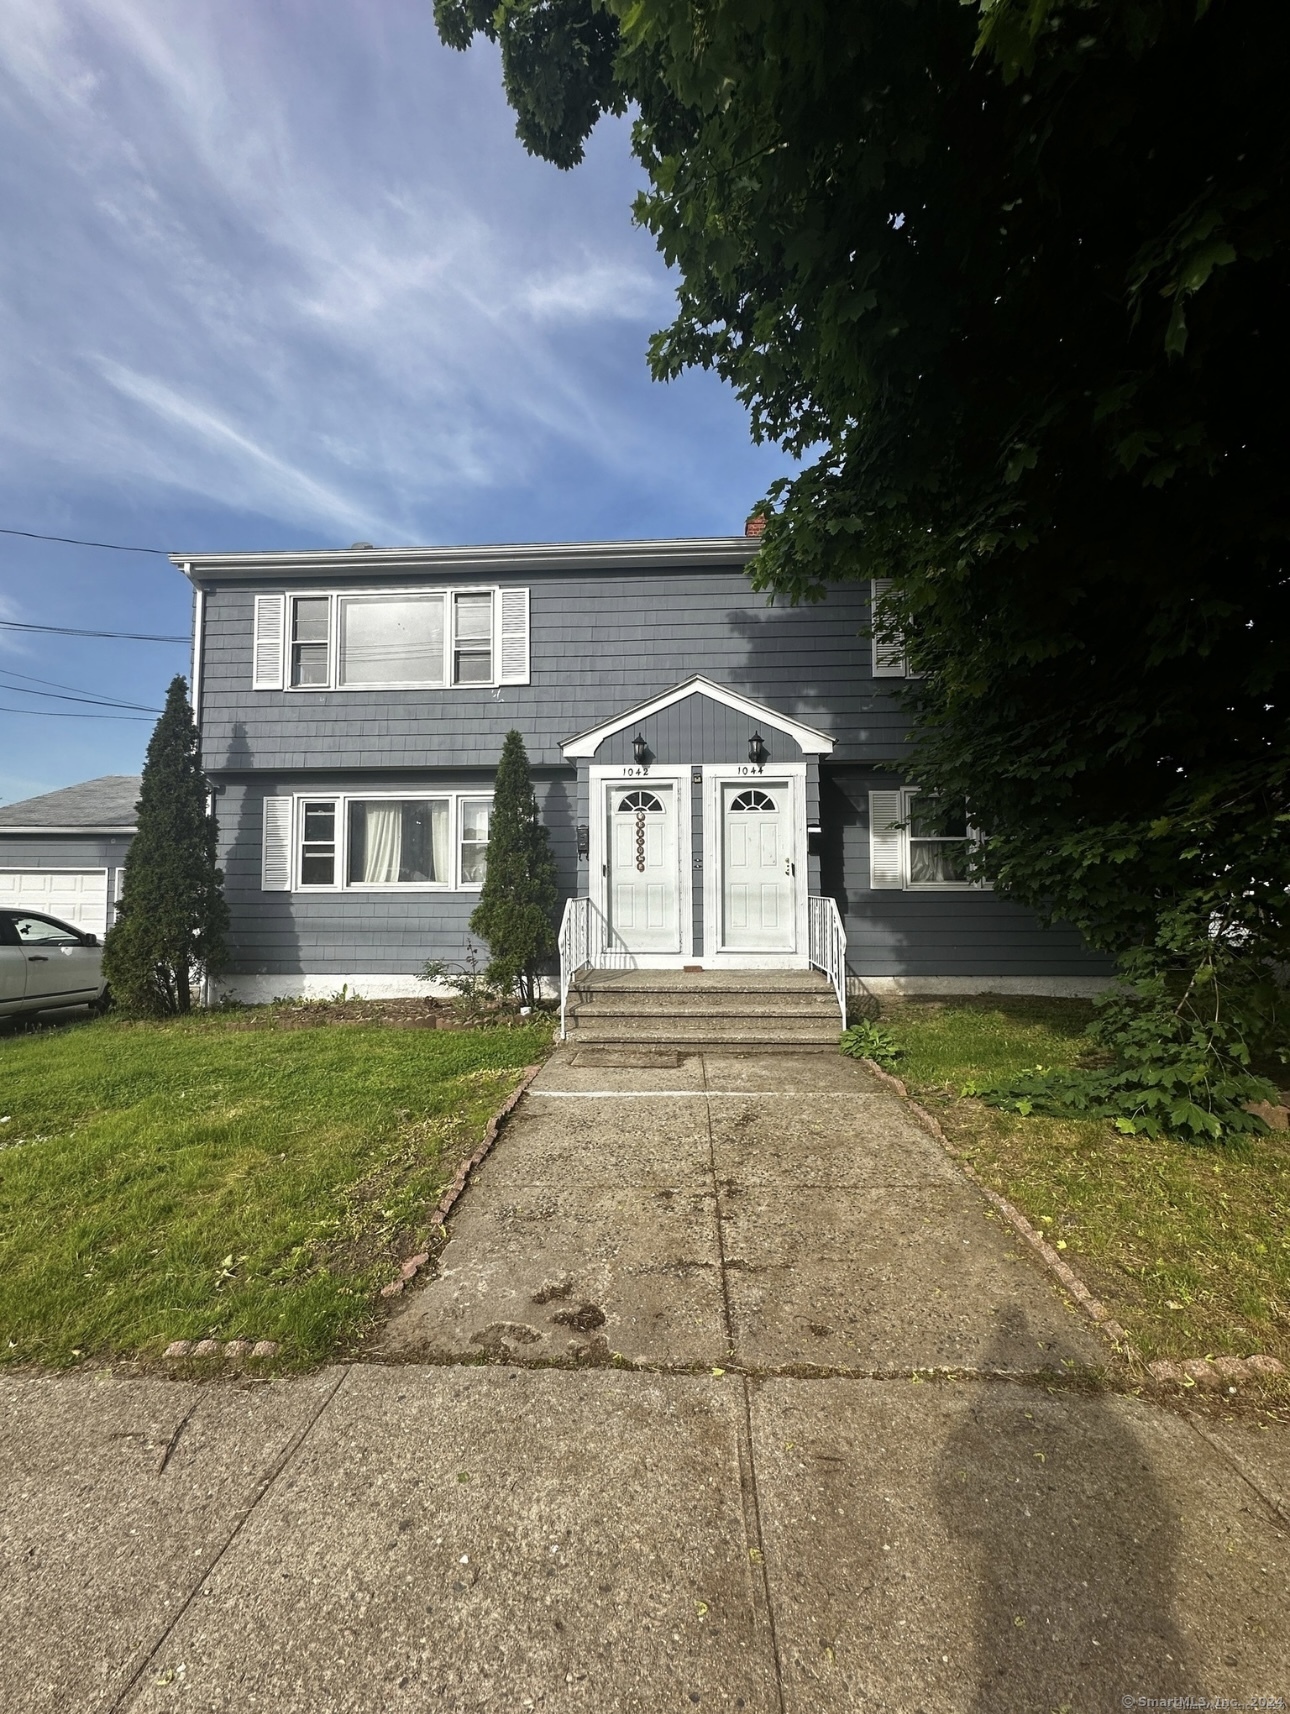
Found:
744,514 -> 767,538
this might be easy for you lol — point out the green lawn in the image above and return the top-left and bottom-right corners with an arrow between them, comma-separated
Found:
880,997 -> 1290,1372
0,1010 -> 551,1369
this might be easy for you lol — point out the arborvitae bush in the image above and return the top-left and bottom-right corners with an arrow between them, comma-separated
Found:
102,676 -> 228,1014
469,729 -> 557,1005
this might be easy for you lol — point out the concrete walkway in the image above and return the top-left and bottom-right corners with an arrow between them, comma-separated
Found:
3,1049 -> 1288,1712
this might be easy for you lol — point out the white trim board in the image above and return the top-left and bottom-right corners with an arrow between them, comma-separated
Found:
213,973 -> 558,1005
850,975 -> 1115,998
175,537 -> 760,582
562,676 -> 834,759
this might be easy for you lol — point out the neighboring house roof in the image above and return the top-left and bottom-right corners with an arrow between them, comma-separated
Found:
172,536 -> 760,582
0,775 -> 141,833
561,676 -> 835,759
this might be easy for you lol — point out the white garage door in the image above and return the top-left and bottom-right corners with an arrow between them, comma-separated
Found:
0,870 -> 109,936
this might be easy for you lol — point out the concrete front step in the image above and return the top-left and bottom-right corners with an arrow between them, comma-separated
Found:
572,995 -> 842,1018
567,1016 -> 842,1045
564,969 -> 843,1048
575,970 -> 831,993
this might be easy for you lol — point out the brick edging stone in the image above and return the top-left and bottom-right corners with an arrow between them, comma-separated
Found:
379,1061 -> 545,1299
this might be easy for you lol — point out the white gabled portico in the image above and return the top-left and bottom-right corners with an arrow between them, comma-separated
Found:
559,678 -> 845,1011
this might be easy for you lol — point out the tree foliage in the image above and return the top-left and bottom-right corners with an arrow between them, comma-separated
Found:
437,0 -> 1290,1131
469,729 -> 558,1004
102,677 -> 228,1015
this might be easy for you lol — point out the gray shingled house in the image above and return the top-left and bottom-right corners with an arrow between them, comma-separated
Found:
0,775 -> 139,937
171,534 -> 1110,1016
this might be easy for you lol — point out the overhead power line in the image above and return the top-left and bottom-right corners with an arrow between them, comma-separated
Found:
0,680 -> 162,715
0,665 -> 162,712
0,619 -> 188,642
0,525 -> 168,554
0,704 -> 154,721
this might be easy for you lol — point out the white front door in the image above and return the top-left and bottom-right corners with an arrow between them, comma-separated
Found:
721,782 -> 794,951
607,783 -> 680,953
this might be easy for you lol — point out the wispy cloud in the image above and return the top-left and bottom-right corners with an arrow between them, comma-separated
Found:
0,0 -> 796,797
0,0 -> 765,545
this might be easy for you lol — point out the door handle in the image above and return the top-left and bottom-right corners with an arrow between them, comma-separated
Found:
27,954 -> 49,962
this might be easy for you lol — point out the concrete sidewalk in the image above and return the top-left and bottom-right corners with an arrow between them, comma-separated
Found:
2,1049 -> 1288,1712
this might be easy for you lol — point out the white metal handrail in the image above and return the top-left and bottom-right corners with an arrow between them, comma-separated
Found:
558,896 -> 593,1039
557,897 -> 648,1036
808,894 -> 848,1028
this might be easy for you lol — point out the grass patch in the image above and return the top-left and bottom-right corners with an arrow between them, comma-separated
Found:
877,996 -> 1290,1368
0,1008 -> 552,1369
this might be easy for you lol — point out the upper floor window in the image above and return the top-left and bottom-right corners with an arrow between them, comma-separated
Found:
251,587 -> 530,691
339,595 -> 445,688
291,598 -> 330,687
453,593 -> 493,684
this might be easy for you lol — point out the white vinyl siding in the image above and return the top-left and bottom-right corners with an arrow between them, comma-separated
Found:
261,797 -> 294,890
252,594 -> 286,689
253,587 -> 530,691
870,578 -> 909,678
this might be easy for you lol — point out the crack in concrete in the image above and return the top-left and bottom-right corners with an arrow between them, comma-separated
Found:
108,1366 -> 352,1714
1183,1409 -> 1290,1527
154,1401 -> 197,1477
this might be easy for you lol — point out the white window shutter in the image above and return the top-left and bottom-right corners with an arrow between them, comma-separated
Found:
253,594 -> 286,690
262,797 -> 293,891
869,790 -> 905,889
497,587 -> 530,684
871,578 -> 907,678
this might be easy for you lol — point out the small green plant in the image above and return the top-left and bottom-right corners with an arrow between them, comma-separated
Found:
420,944 -> 505,1026
840,1020 -> 904,1070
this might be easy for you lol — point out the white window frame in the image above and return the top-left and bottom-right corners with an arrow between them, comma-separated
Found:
891,786 -> 986,892
268,586 -> 529,691
290,792 -> 494,893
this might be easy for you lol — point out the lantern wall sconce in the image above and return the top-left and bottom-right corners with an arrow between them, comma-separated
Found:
632,732 -> 650,765
748,731 -> 768,766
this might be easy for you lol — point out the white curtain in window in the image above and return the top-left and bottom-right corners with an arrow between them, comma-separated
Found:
431,804 -> 450,882
362,804 -> 402,883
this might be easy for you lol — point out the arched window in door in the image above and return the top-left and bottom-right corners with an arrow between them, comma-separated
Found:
618,790 -> 666,870
728,789 -> 777,812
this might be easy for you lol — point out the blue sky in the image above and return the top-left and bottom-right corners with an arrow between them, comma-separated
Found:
0,0 -> 792,803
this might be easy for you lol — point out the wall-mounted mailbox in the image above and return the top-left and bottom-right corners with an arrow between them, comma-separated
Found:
576,823 -> 590,858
